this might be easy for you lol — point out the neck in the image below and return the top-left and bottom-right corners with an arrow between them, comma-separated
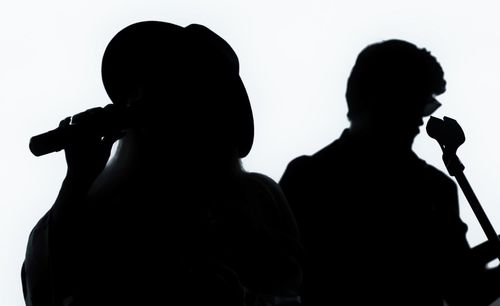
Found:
89,128 -> 245,199
116,129 -> 243,176
348,121 -> 415,152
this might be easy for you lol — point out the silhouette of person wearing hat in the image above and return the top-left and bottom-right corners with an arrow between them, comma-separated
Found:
279,39 -> 500,305
22,21 -> 302,306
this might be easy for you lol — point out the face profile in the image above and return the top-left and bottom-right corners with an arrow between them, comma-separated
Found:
345,39 -> 446,146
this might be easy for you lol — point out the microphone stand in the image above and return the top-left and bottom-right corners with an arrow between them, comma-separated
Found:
427,116 -> 500,261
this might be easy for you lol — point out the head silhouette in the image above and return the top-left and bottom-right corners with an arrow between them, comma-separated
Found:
101,21 -> 254,160
345,39 -> 446,144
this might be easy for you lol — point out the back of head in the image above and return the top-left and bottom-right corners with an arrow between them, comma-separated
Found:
101,21 -> 254,158
345,39 -> 446,121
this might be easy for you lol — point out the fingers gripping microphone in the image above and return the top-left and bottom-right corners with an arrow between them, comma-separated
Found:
29,104 -> 132,157
29,123 -> 75,157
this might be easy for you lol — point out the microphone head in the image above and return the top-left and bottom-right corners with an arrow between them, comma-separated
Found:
426,116 -> 444,141
426,116 -> 465,153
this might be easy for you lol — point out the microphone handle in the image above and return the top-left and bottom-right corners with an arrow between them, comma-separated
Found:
29,125 -> 84,157
29,104 -> 137,157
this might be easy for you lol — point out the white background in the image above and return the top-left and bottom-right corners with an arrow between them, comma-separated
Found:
3,1 -> 500,305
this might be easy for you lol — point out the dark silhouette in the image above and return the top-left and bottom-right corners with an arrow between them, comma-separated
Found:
279,39 -> 500,306
22,21 -> 302,306
427,115 -> 500,264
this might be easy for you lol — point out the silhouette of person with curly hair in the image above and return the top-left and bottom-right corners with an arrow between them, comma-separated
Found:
280,39 -> 500,306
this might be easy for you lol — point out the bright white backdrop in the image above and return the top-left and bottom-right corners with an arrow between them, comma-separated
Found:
3,1 -> 500,305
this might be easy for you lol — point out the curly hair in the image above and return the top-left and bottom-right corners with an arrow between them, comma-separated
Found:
345,39 -> 446,120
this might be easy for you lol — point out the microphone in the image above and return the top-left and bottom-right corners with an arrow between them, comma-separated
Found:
29,104 -> 132,157
426,116 -> 465,155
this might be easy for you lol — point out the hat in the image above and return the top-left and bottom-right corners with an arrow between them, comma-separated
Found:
101,21 -> 254,158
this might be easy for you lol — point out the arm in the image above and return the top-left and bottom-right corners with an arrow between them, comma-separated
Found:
470,237 -> 500,269
22,112 -> 122,306
435,179 -> 500,306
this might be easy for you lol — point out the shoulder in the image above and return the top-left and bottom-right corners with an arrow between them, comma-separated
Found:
280,131 -> 345,181
238,172 -> 300,234
287,155 -> 316,170
27,211 -> 51,245
415,159 -> 462,214
280,155 -> 315,184
411,155 -> 458,199
418,159 -> 457,190
241,171 -> 277,186
281,138 -> 343,180
279,144 -> 338,190
238,172 -> 286,204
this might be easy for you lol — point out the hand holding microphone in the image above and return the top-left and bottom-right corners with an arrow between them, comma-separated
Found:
29,104 -> 134,186
29,104 -> 131,157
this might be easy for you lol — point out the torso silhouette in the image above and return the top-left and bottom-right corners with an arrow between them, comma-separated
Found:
280,129 -> 475,306
22,21 -> 302,306
23,129 -> 302,306
278,38 -> 500,306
